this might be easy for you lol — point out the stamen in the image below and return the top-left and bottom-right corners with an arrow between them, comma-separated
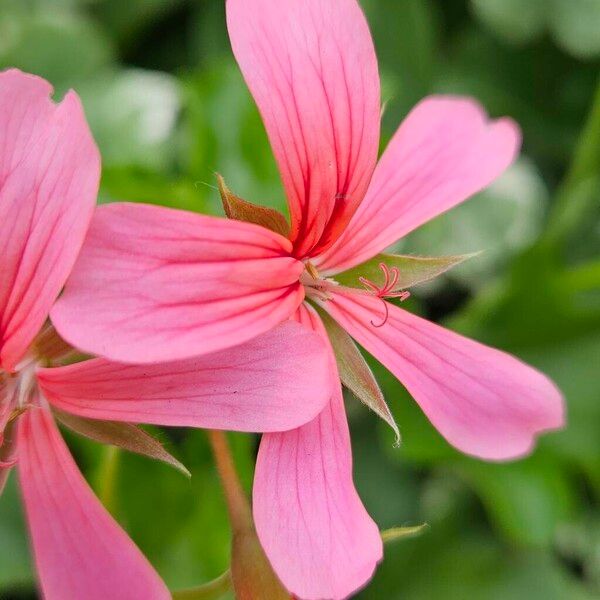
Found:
358,277 -> 380,295
386,267 -> 400,294
305,262 -> 320,280
359,262 -> 410,328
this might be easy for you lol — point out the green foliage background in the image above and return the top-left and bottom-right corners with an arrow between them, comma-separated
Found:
1,0 -> 599,598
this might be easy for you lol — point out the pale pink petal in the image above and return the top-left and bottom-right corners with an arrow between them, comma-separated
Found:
253,304 -> 382,600
226,0 -> 380,258
323,290 -> 564,460
38,322 -> 330,432
51,202 -> 304,364
17,405 -> 169,600
0,69 -> 100,371
317,97 -> 521,273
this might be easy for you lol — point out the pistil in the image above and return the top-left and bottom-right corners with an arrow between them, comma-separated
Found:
358,262 -> 410,327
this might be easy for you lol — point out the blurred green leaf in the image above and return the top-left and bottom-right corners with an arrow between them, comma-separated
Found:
471,0 -> 546,45
360,532 -> 593,599
94,0 -> 185,44
0,478 -> 33,589
401,159 -> 547,290
550,0 -> 600,59
471,0 -> 600,58
0,3 -> 114,88
79,68 -> 181,171
459,457 -> 576,546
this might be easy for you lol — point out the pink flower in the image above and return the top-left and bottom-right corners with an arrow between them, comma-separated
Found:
0,69 -> 332,599
0,69 -> 169,599
51,0 -> 565,597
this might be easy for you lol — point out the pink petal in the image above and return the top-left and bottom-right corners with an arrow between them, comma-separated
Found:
51,202 -> 304,364
0,69 -> 100,371
317,96 -> 521,273
323,290 -> 564,460
226,0 -> 380,258
38,321 -> 330,432
17,405 -> 169,599
253,304 -> 382,599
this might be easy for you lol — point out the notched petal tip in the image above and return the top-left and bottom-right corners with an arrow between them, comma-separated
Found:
324,291 -> 565,463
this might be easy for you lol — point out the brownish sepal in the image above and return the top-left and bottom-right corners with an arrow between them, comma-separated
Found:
217,174 -> 290,238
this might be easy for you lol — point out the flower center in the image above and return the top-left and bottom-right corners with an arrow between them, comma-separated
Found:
300,262 -> 339,302
300,261 -> 411,328
0,324 -> 73,448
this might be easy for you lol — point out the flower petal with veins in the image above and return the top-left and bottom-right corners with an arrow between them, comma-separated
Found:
39,322 -> 331,433
52,203 -> 305,364
323,290 -> 564,460
18,405 -> 170,600
0,69 -> 100,371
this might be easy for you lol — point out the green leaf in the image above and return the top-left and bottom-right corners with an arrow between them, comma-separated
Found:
216,174 -> 289,237
402,159 -> 548,289
382,524 -> 429,543
550,0 -> 600,59
172,571 -> 232,600
0,477 -> 33,589
470,0 -> 546,45
335,252 -> 476,292
0,5 -> 115,88
78,69 -> 181,171
459,457 -> 575,547
54,411 -> 191,478
319,310 -> 400,444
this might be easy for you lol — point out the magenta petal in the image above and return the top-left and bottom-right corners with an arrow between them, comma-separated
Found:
324,291 -> 565,460
226,0 -> 380,258
0,70 -> 100,371
253,305 -> 382,600
38,322 -> 331,432
51,202 -> 305,364
17,405 -> 169,600
318,96 -> 521,273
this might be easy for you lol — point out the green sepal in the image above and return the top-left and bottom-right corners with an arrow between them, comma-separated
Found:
319,309 -> 400,444
54,410 -> 191,478
382,524 -> 429,544
335,252 -> 479,291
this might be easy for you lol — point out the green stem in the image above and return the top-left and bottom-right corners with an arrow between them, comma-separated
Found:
206,430 -> 252,532
95,445 -> 120,513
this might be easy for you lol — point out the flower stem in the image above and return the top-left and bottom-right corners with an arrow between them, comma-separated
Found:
206,430 -> 252,531
206,430 -> 291,599
95,445 -> 120,513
